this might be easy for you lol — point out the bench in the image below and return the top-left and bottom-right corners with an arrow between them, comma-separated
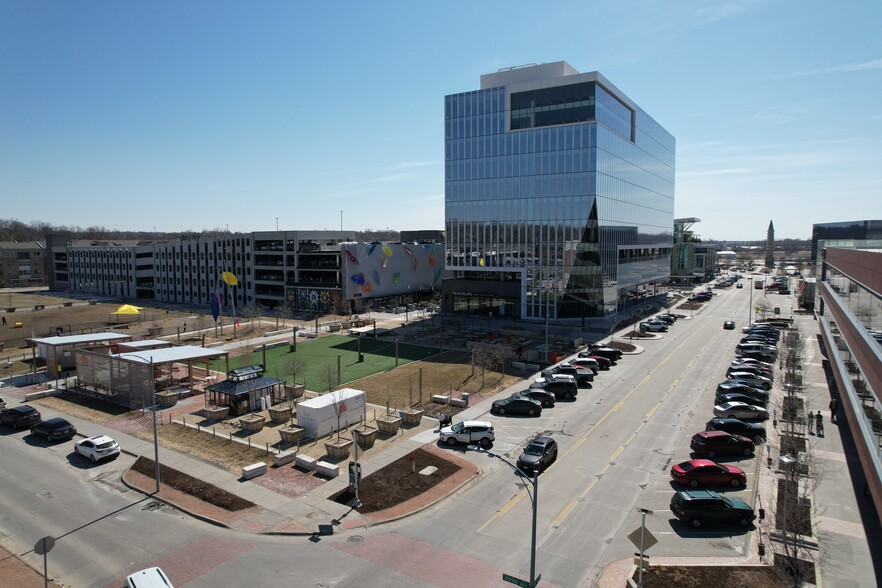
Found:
273,451 -> 298,467
315,461 -> 339,478
295,454 -> 317,471
242,462 -> 267,480
431,394 -> 449,404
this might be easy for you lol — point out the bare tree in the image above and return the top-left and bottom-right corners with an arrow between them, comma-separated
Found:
328,387 -> 350,442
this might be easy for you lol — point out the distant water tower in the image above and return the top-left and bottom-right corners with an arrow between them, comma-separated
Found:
765,220 -> 775,269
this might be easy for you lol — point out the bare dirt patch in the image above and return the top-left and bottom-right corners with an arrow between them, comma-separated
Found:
642,565 -> 787,587
130,456 -> 255,511
32,390 -> 135,423
329,446 -> 461,513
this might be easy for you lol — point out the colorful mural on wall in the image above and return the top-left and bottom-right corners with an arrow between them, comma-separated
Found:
290,287 -> 341,312
341,243 -> 444,300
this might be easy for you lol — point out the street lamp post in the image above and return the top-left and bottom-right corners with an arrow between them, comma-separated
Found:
481,449 -> 540,587
128,354 -> 160,493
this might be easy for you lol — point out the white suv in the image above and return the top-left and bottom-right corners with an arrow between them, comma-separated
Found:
439,420 -> 495,448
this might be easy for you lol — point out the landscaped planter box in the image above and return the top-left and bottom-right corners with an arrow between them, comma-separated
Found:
400,408 -> 424,426
285,384 -> 306,399
352,425 -> 379,447
279,425 -> 305,445
156,391 -> 178,407
324,437 -> 353,459
203,406 -> 230,422
268,405 -> 293,424
239,415 -> 266,433
376,414 -> 402,435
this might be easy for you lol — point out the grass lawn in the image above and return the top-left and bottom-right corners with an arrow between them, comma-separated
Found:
212,335 -> 442,390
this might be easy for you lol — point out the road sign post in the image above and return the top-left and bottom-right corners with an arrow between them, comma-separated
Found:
628,508 -> 655,588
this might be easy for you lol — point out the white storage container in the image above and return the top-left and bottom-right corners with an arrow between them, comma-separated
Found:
297,388 -> 366,438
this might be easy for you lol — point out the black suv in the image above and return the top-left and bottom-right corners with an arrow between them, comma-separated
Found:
0,405 -> 42,429
530,378 -> 578,400
586,345 -> 622,362
670,489 -> 756,529
705,418 -> 766,444
516,436 -> 558,475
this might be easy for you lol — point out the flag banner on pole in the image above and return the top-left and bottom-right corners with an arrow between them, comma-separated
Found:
222,272 -> 238,286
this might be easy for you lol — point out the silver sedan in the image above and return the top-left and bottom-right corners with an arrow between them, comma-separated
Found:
713,401 -> 769,420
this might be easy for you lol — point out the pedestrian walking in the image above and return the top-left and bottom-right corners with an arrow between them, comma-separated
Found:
807,411 -> 814,435
816,410 -> 824,437
1,315 -> 6,326
830,397 -> 839,423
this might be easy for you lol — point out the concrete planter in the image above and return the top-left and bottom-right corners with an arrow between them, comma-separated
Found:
352,425 -> 379,447
279,425 -> 305,445
239,414 -> 266,433
376,414 -> 402,435
324,437 -> 353,459
268,405 -> 293,424
203,406 -> 230,422
156,391 -> 178,407
400,408 -> 424,427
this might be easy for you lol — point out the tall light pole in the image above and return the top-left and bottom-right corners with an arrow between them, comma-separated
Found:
481,449 -> 540,587
127,354 -> 160,493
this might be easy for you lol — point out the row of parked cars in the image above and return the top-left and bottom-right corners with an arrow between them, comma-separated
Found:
668,319 -> 782,529
439,343 -> 625,476
0,401 -> 121,462
639,312 -> 678,332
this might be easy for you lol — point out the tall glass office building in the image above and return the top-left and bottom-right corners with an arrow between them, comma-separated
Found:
443,62 -> 675,325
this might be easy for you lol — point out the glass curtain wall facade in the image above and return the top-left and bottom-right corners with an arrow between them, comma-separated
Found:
444,63 -> 674,321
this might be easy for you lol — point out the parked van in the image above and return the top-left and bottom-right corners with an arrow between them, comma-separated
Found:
126,567 -> 174,588
736,343 -> 777,357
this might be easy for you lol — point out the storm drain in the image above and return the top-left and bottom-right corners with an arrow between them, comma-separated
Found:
347,535 -> 364,544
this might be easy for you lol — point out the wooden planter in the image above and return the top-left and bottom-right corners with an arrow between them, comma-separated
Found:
156,391 -> 178,407
352,425 -> 379,447
268,405 -> 293,424
285,384 -> 306,400
279,425 -> 305,445
400,408 -> 424,426
324,437 -> 354,459
203,406 -> 230,422
376,414 -> 402,435
239,415 -> 266,433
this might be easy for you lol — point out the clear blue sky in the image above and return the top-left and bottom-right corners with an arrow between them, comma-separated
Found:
1,1 -> 879,241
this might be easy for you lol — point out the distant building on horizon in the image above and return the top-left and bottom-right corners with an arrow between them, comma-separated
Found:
442,61 -> 675,331
0,240 -> 46,288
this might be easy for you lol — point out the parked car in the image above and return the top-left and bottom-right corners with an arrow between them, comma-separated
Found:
739,350 -> 777,363
690,430 -> 756,458
723,320 -> 736,330
30,417 -> 77,442
730,357 -> 774,370
586,345 -> 623,362
543,363 -> 594,385
736,343 -> 778,358
569,357 -> 600,373
655,314 -> 676,325
491,395 -> 542,416
717,381 -> 769,398
726,365 -> 771,379
670,459 -> 746,488
516,436 -> 558,475
125,566 -> 174,588
736,283 -> 743,289
530,377 -> 577,400
658,313 -> 678,322
521,389 -> 556,408
0,405 -> 42,429
439,420 -> 495,448
587,354 -> 612,370
715,392 -> 769,407
726,373 -> 772,390
74,434 -> 121,462
713,401 -> 769,420
640,321 -> 668,332
670,489 -> 756,529
0,396 -> 5,410
705,417 -> 767,444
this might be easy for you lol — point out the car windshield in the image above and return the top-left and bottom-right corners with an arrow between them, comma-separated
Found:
677,461 -> 696,471
524,442 -> 545,455
450,422 -> 465,433
96,441 -> 116,449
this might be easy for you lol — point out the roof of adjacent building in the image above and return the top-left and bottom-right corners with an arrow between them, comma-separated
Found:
205,374 -> 285,397
115,346 -> 227,364
31,332 -> 132,346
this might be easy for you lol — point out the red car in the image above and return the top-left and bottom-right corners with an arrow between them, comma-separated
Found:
589,354 -> 611,370
671,459 -> 746,488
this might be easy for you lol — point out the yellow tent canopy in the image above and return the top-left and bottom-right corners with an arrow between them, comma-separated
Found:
112,304 -> 143,315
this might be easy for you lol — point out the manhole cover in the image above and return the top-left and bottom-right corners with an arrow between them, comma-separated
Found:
306,512 -> 319,519
347,535 -> 364,544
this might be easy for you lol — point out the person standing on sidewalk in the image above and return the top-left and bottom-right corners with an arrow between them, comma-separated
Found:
830,397 -> 839,423
807,410 -> 814,435
816,410 -> 824,437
